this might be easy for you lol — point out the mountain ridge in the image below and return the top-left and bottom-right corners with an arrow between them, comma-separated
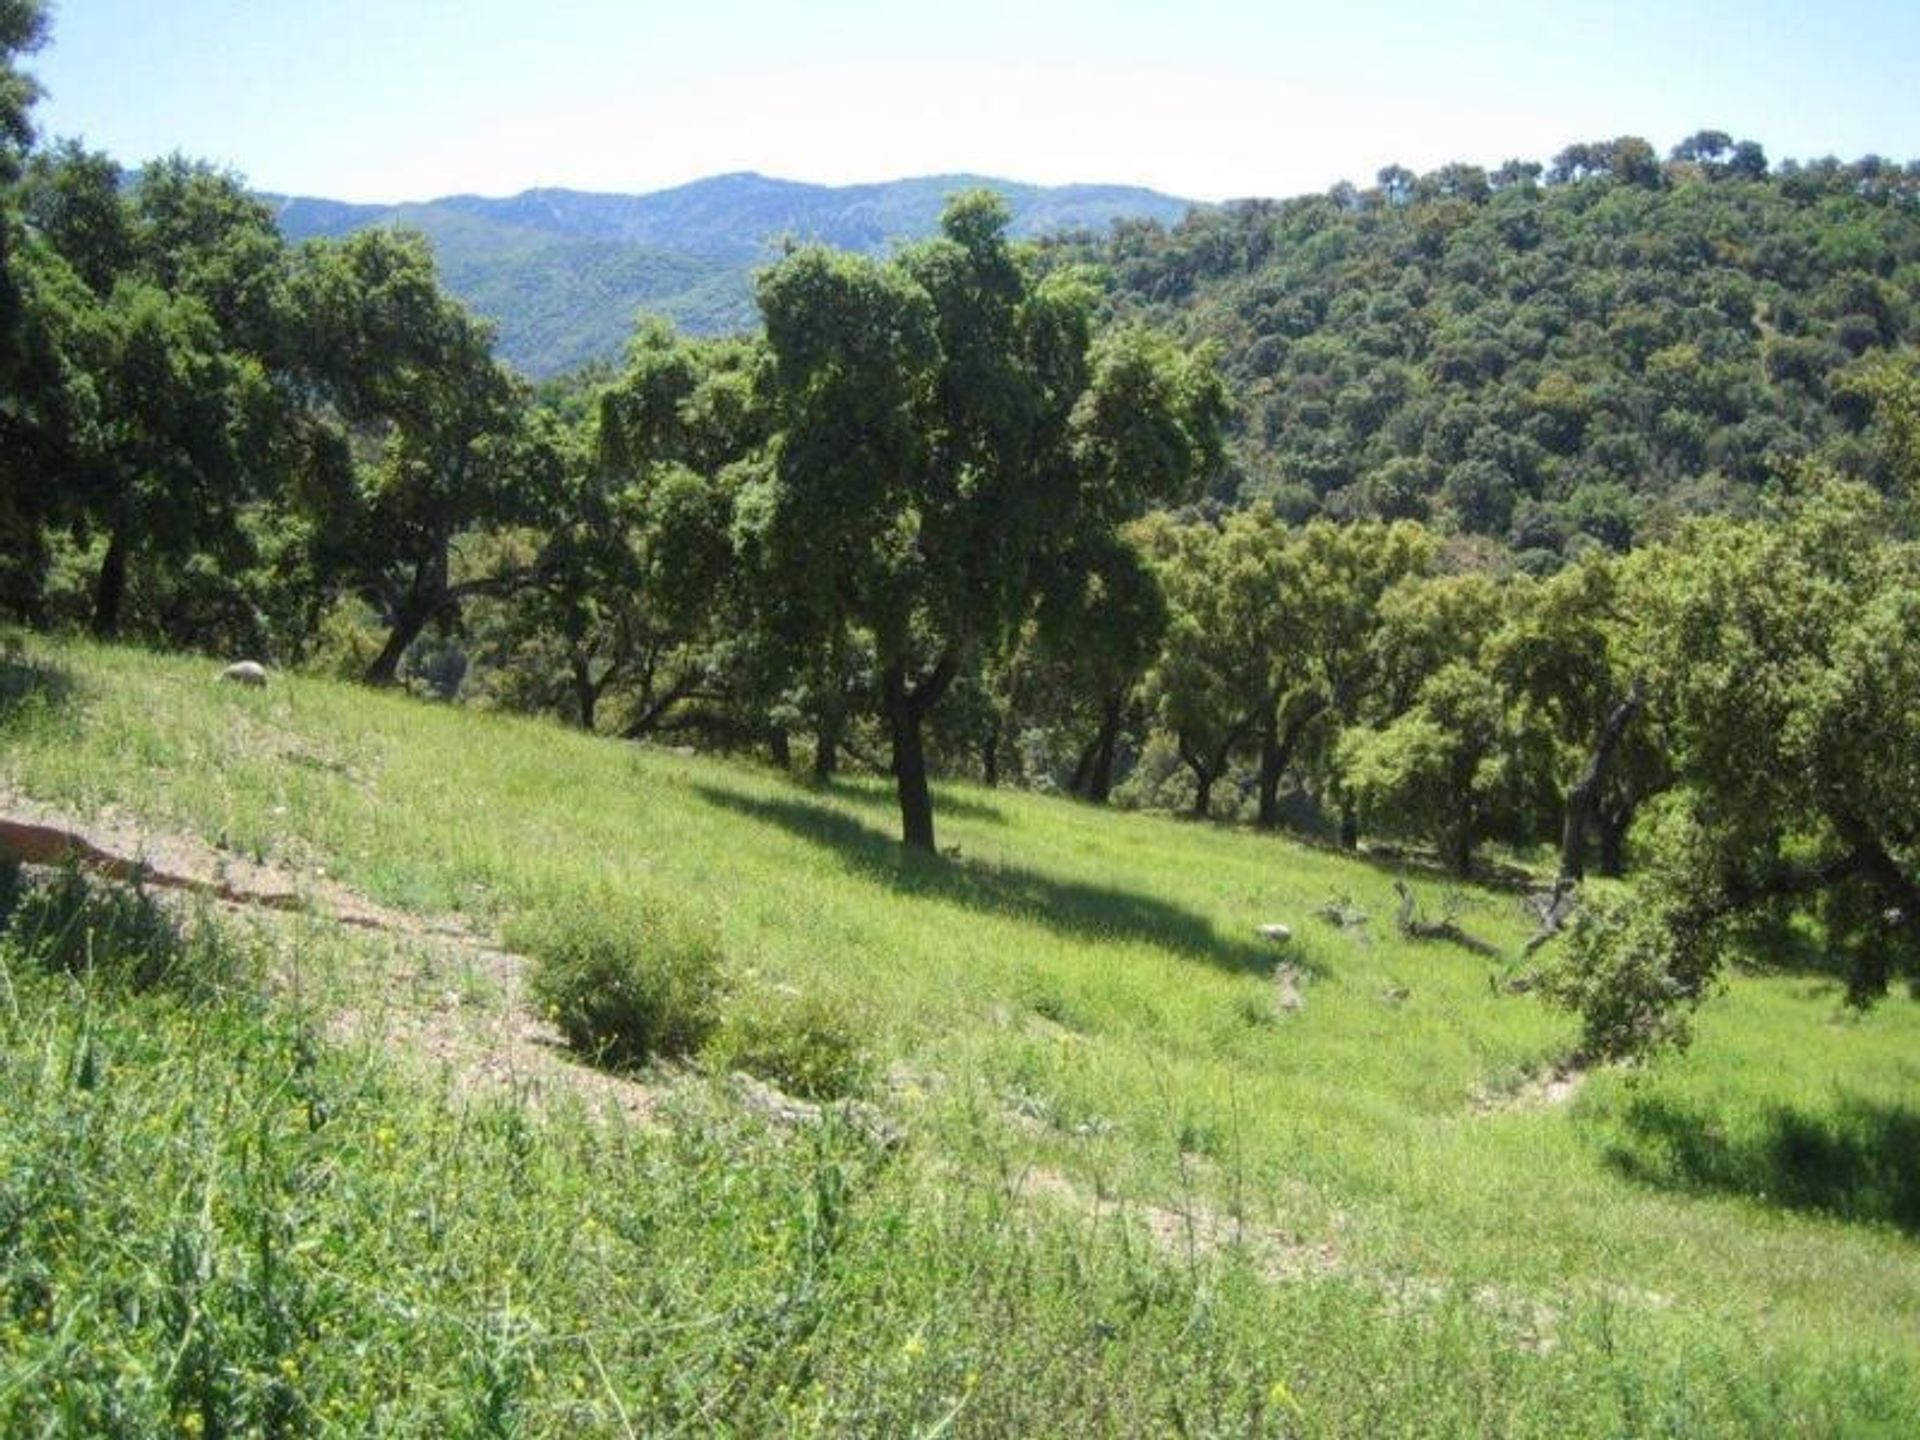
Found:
263,171 -> 1196,375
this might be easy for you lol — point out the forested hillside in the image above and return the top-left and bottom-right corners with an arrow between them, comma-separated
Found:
1070,137 -> 1920,561
264,172 -> 1194,375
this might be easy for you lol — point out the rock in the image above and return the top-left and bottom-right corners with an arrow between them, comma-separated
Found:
1256,922 -> 1293,945
1273,962 -> 1307,1014
219,660 -> 268,687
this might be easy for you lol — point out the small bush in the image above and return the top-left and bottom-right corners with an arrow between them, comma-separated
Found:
516,895 -> 721,1069
707,984 -> 873,1101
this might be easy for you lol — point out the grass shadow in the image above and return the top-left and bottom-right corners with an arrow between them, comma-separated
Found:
693,782 -> 1281,976
0,642 -> 78,737
1600,1092 -> 1920,1235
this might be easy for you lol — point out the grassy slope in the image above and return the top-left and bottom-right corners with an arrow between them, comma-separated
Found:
4,634 -> 1919,1434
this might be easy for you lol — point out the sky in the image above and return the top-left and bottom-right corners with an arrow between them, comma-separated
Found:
26,0 -> 1920,205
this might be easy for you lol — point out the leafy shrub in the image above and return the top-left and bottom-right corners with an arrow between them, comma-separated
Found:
707,984 -> 873,1100
516,895 -> 722,1069
1541,891 -> 1717,1059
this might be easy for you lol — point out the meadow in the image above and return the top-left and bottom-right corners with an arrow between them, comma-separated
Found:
2,633 -> 1917,1436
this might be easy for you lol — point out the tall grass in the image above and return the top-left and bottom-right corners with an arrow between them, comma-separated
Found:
2,633 -> 1918,1433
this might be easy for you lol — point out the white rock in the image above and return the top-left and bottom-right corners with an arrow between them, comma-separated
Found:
1256,922 -> 1293,944
219,661 -> 269,687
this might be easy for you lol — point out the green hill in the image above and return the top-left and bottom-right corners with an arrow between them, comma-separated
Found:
3,632 -> 1916,1433
263,173 -> 1195,376
1072,147 -> 1920,549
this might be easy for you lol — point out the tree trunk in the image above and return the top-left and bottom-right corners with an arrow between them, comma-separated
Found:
1085,689 -> 1125,804
769,728 -> 792,770
90,525 -> 129,639
1444,824 -> 1474,879
1558,680 -> 1644,884
571,656 -> 600,732
1192,772 -> 1215,818
981,730 -> 1000,788
883,650 -> 959,852
1254,696 -> 1322,830
365,548 -> 450,688
1338,803 -> 1359,851
1596,805 -> 1632,878
812,710 -> 841,780
885,669 -> 936,852
1068,736 -> 1099,797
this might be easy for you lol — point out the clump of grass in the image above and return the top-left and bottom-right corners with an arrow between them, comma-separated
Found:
707,983 -> 874,1100
514,892 -> 721,1069
0,866 -> 239,997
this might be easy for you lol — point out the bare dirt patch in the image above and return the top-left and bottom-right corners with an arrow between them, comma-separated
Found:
0,787 -> 663,1124
1014,1165 -> 1341,1282
1470,1060 -> 1589,1115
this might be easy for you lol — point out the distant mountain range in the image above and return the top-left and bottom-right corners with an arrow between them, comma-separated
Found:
264,172 -> 1195,377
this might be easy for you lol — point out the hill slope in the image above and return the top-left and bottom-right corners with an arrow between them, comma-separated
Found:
1078,157 -> 1920,549
265,172 -> 1195,375
2,633 -> 1917,1431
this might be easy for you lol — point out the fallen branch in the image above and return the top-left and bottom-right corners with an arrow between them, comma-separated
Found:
1521,878 -> 1580,958
1392,880 -> 1501,958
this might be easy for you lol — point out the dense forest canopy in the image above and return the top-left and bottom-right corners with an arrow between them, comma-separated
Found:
2,0 -> 1917,1049
1055,134 -> 1920,559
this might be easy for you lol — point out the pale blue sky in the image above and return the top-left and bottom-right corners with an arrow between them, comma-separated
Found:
27,1 -> 1920,204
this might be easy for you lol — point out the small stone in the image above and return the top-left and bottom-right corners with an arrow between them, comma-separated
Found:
1256,923 -> 1293,945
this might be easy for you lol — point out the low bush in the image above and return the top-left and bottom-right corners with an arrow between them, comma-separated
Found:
707,983 -> 873,1100
515,893 -> 722,1069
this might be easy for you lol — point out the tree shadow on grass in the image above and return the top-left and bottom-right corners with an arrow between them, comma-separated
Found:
692,782 -> 1282,976
1600,1092 -> 1920,1235
802,776 -> 1008,826
0,644 -> 77,738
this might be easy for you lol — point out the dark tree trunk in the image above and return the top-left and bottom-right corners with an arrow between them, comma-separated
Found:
1444,824 -> 1475,879
769,728 -> 792,769
883,650 -> 959,852
981,731 -> 1000,788
1338,803 -> 1359,851
90,525 -> 129,639
1255,696 -> 1322,830
1177,736 -> 1216,818
571,656 -> 601,732
1085,689 -> 1125,804
1596,804 -> 1633,878
1069,736 -> 1099,797
366,548 -> 450,688
1558,680 -> 1644,884
366,605 -> 431,687
812,711 -> 841,780
1192,772 -> 1215,819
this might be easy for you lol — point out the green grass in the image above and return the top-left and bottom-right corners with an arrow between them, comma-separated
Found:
3,633 -> 1919,1435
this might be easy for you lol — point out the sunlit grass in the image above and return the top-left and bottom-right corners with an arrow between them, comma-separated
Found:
3,631 -> 1918,1434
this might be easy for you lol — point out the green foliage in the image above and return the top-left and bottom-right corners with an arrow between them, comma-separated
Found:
516,893 -> 722,1069
707,982 -> 874,1100
1542,886 -> 1712,1057
1078,138 -> 1920,539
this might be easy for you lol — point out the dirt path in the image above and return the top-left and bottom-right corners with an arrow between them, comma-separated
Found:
0,787 -> 662,1123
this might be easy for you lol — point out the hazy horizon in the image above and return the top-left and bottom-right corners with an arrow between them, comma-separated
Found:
31,1 -> 1920,207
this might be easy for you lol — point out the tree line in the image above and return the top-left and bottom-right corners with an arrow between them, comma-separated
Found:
2,5 -> 1914,1050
